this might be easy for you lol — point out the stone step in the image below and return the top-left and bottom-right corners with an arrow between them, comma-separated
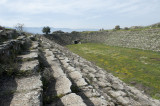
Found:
43,49 -> 93,106
0,75 -> 42,106
55,52 -> 113,105
44,50 -> 72,96
18,60 -> 39,75
17,52 -> 38,61
48,50 -> 110,105
30,41 -> 39,50
57,93 -> 87,106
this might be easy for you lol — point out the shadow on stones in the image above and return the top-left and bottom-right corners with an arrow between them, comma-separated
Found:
39,51 -> 64,106
0,75 -> 17,106
70,80 -> 95,106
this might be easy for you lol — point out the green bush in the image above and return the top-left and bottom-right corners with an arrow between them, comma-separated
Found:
115,25 -> 120,30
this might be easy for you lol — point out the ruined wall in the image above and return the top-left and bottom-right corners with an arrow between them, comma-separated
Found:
46,28 -> 160,51
38,36 -> 160,106
79,28 -> 160,51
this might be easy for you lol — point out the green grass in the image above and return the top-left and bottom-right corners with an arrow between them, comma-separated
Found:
67,43 -> 160,99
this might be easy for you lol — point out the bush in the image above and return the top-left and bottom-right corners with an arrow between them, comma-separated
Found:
52,30 -> 64,34
124,27 -> 129,30
115,25 -> 120,30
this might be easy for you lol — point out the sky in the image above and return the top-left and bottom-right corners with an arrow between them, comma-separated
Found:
0,0 -> 160,29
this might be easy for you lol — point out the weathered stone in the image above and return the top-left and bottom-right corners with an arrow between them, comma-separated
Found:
19,60 -> 39,73
88,73 -> 95,78
55,76 -> 72,95
92,78 -> 97,82
58,93 -> 86,106
97,81 -> 107,88
86,67 -> 97,73
75,78 -> 88,87
45,50 -> 54,56
16,75 -> 42,91
82,69 -> 89,73
69,71 -> 82,80
18,52 -> 38,61
112,83 -> 124,90
89,97 -> 108,106
67,66 -> 76,73
10,90 -> 42,106
117,91 -> 126,97
117,96 -> 130,105
51,66 -> 65,79
96,73 -> 106,79
108,90 -> 121,98
104,87 -> 112,92
31,41 -> 39,49
46,55 -> 57,61
63,62 -> 69,68
0,75 -> 42,106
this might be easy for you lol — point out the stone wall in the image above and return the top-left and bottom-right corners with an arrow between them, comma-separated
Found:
79,28 -> 160,51
46,28 -> 160,51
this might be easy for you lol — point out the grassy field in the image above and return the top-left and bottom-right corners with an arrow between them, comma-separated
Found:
67,43 -> 160,99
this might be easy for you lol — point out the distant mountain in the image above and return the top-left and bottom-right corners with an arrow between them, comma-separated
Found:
23,27 -> 98,34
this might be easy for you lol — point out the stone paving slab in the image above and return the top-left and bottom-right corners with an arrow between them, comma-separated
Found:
18,52 -> 38,61
58,93 -> 86,106
0,75 -> 42,106
55,76 -> 72,95
10,90 -> 42,106
31,41 -> 39,49
16,75 -> 42,91
19,60 -> 39,73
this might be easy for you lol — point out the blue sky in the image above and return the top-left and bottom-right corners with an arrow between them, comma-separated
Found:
0,0 -> 160,29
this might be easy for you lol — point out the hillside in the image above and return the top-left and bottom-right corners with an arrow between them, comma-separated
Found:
0,24 -> 160,106
46,26 -> 160,52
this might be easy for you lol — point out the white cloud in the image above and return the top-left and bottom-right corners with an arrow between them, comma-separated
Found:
0,0 -> 160,28
1,0 -> 146,15
0,0 -> 7,5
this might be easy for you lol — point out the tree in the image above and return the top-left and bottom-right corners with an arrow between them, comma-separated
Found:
42,26 -> 50,34
115,25 -> 120,30
15,23 -> 24,34
124,27 -> 129,30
